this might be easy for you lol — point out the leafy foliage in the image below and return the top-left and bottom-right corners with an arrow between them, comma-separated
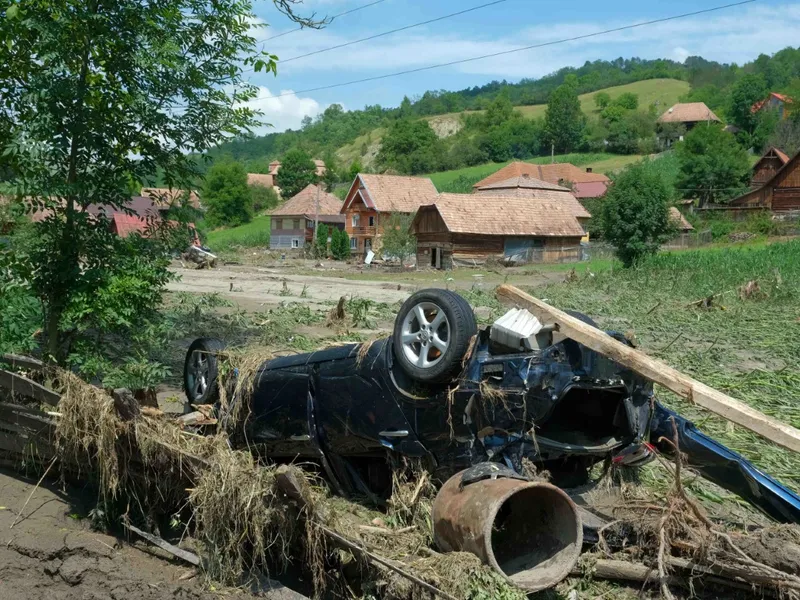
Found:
332,229 -> 351,260
275,148 -> 317,199
728,74 -> 768,136
0,0 -> 286,363
675,124 -> 751,206
204,161 -> 253,227
599,159 -> 676,267
380,212 -> 416,266
377,119 -> 444,174
250,183 -> 279,214
315,224 -> 329,258
544,76 -> 587,153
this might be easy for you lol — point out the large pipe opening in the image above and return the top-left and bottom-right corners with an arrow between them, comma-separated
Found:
489,485 -> 581,589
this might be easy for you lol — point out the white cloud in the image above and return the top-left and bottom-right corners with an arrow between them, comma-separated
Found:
257,3 -> 800,81
244,87 -> 324,134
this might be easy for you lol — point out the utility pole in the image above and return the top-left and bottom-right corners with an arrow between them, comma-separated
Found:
314,180 -> 320,238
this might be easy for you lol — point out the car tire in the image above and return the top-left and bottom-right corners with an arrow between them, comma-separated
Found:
183,337 -> 226,405
393,289 -> 477,384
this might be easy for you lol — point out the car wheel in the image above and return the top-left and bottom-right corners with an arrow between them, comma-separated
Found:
183,338 -> 226,404
393,289 -> 477,383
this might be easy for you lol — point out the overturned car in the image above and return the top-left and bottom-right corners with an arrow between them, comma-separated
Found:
184,289 -> 800,525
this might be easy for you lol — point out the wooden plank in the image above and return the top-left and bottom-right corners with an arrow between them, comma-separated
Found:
124,522 -> 202,566
0,369 -> 61,407
496,284 -> 800,454
0,354 -> 45,372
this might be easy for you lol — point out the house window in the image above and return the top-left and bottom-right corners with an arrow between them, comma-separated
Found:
368,215 -> 375,227
274,218 -> 282,230
350,237 -> 358,250
293,219 -> 300,229
365,238 -> 372,251
306,219 -> 314,229
292,238 -> 300,249
271,219 -> 277,230
352,214 -> 360,227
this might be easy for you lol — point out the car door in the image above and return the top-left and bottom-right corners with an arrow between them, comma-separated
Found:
313,340 -> 427,458
246,363 -> 314,457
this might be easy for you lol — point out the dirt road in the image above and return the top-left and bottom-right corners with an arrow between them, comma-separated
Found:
168,265 -> 413,311
0,469 -> 306,600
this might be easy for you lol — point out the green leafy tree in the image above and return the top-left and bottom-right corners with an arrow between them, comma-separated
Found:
544,76 -> 587,153
276,148 -> 318,199
380,212 -> 416,266
204,161 -> 252,227
332,228 -> 351,260
606,111 -> 656,154
768,117 -> 800,156
315,224 -> 329,258
594,92 -> 611,110
377,119 -> 442,174
600,161 -> 676,267
0,0 -> 305,361
321,157 -> 339,192
250,183 -> 280,213
347,160 -> 363,183
614,92 -> 639,110
676,124 -> 751,207
728,74 -> 768,136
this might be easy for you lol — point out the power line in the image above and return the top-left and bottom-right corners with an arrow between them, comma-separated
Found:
277,0 -> 509,65
258,0 -> 388,43
254,0 -> 755,99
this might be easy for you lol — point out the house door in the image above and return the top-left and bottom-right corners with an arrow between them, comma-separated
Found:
431,248 -> 441,268
364,238 -> 372,252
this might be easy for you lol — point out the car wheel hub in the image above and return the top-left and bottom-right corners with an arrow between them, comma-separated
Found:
189,351 -> 209,399
401,301 -> 451,369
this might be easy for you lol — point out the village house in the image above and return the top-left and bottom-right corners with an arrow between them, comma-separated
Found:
341,174 -> 439,256
269,184 -> 344,250
729,150 -> 800,213
474,174 -> 591,229
247,173 -> 274,189
751,147 -> 790,189
752,93 -> 793,120
472,161 -> 610,199
412,194 -> 586,269
657,102 -> 721,135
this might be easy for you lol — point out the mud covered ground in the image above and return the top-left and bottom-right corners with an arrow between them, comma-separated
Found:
0,469 -> 307,600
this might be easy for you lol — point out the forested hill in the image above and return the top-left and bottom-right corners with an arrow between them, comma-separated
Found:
208,47 -> 800,172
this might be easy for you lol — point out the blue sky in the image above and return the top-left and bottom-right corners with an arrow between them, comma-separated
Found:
244,0 -> 800,133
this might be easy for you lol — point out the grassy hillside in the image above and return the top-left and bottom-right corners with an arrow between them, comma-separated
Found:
339,79 -> 688,171
426,152 -> 644,192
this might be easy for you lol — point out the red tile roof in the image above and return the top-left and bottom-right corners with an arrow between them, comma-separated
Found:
751,92 -> 793,113
473,162 -> 609,189
572,181 -> 609,199
111,213 -> 149,237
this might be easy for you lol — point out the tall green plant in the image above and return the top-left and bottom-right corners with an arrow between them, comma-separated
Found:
600,160 -> 676,267
315,224 -> 330,258
0,0 -> 311,362
204,161 -> 253,227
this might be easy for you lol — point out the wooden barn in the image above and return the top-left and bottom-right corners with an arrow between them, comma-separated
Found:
411,194 -> 585,269
751,147 -> 790,189
474,174 -> 591,230
730,150 -> 800,213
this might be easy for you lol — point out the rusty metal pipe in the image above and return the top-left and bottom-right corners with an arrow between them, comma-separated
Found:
432,470 -> 582,592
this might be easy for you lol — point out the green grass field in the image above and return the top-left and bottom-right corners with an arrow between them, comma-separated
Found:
426,152 -> 644,192
206,215 -> 270,251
